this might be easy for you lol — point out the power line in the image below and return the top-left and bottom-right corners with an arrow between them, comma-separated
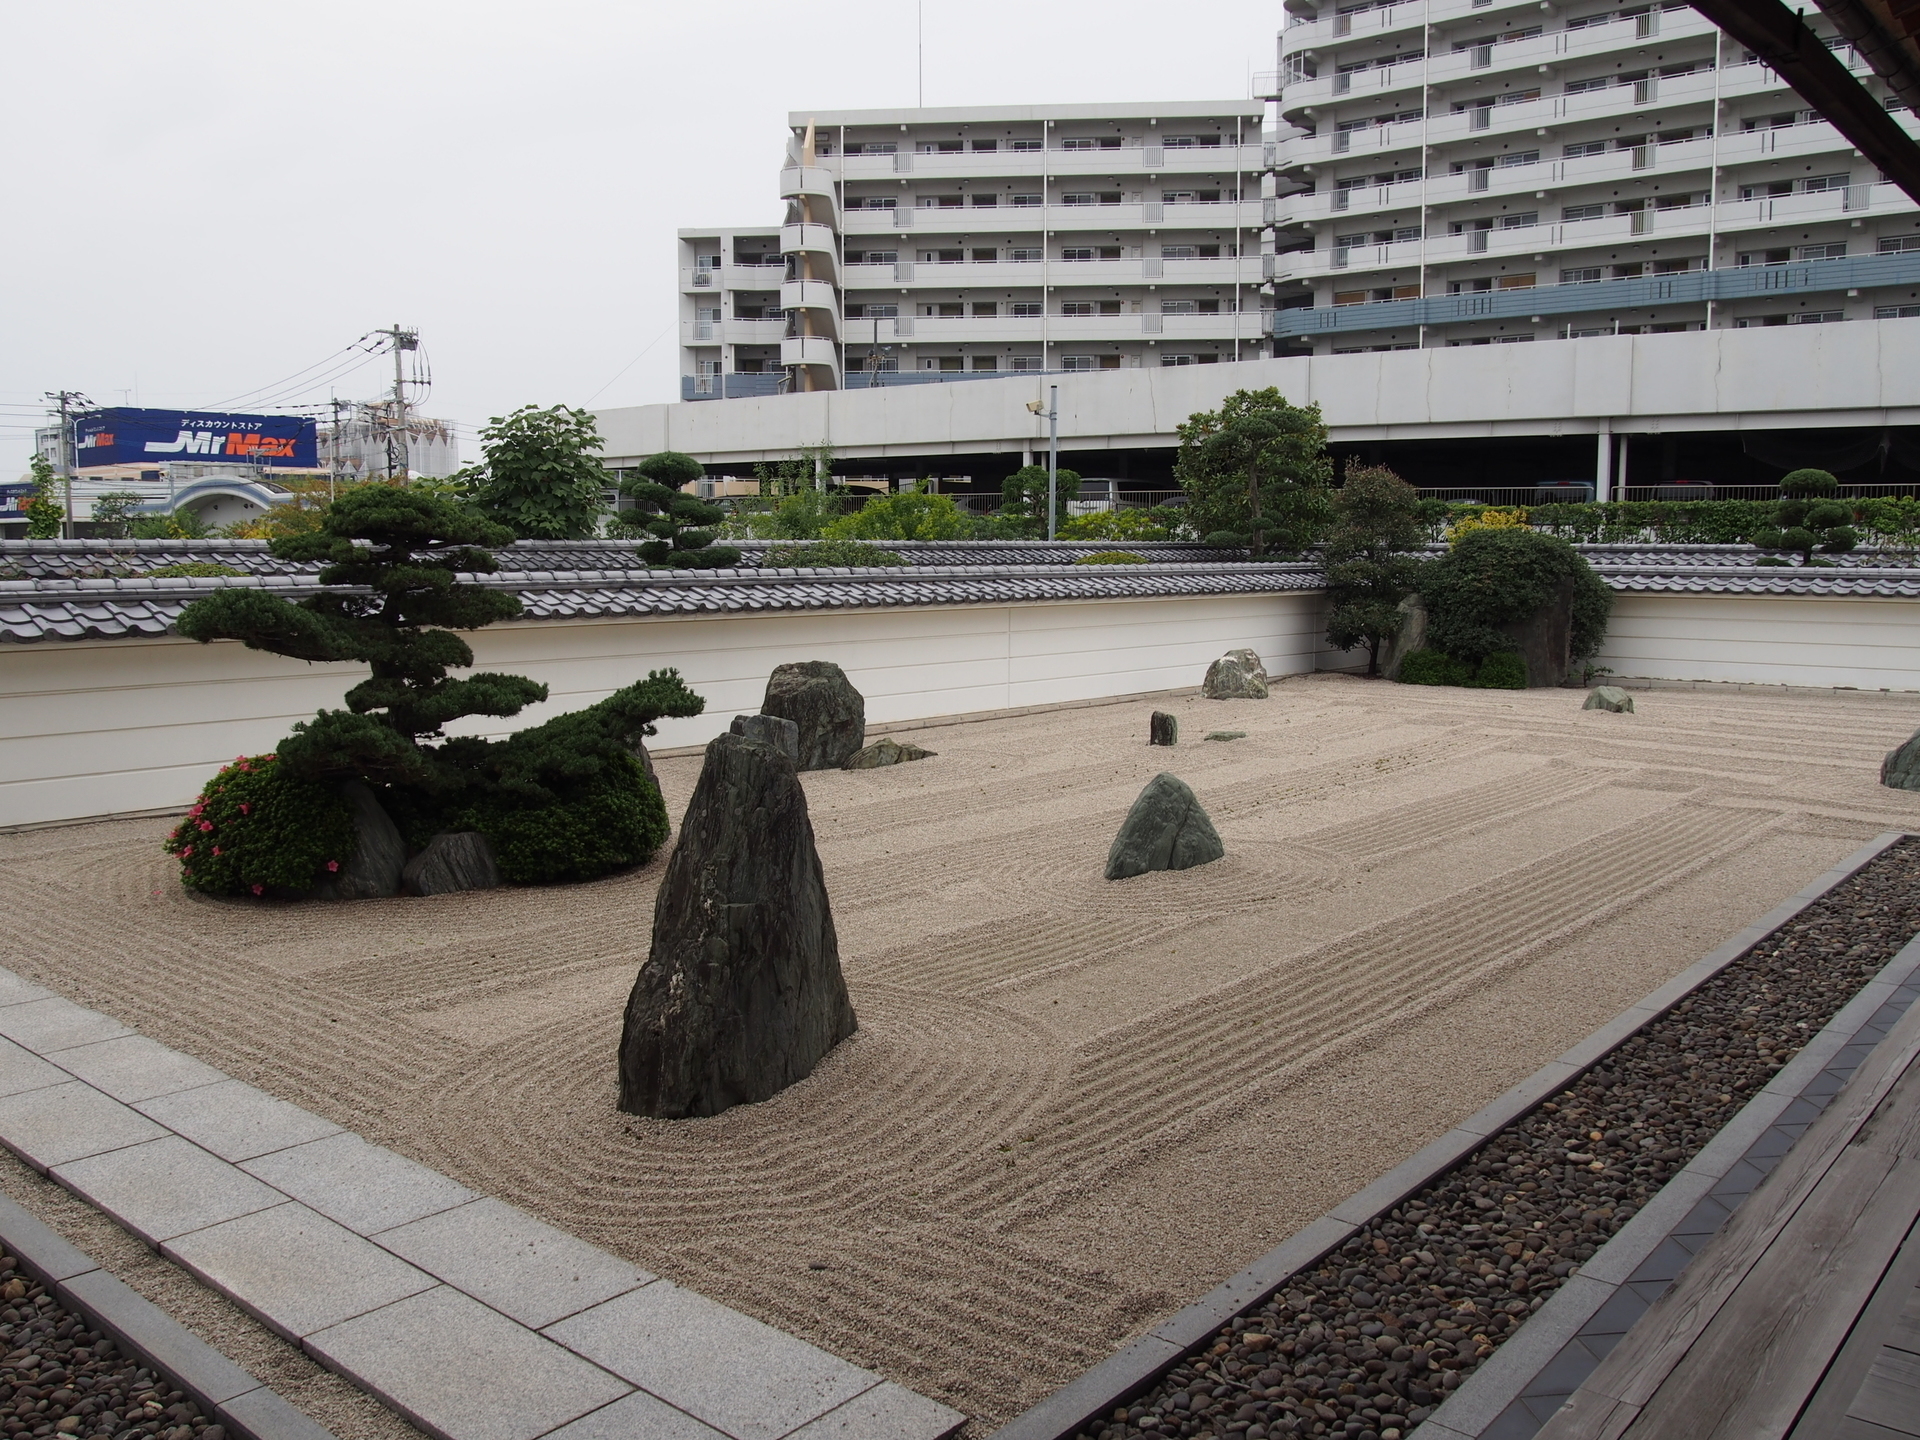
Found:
200,333 -> 385,411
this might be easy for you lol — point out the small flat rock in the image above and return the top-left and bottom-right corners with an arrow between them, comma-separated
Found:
401,833 -> 500,897
1583,685 -> 1635,714
1884,728 -> 1920,790
842,738 -> 935,770
1105,774 -> 1226,881
1205,731 -> 1247,742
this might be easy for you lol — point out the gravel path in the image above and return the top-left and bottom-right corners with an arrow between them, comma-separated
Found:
1076,838 -> 1920,1440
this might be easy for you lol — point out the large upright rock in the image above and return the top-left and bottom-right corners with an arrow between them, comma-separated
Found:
761,661 -> 866,771
1379,596 -> 1428,681
1883,730 -> 1920,790
1500,576 -> 1575,688
314,781 -> 406,900
1105,774 -> 1225,880
402,833 -> 501,896
618,732 -> 857,1119
730,712 -> 800,764
1201,652 -> 1269,700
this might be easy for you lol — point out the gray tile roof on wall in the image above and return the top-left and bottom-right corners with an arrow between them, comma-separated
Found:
4,541 -> 1919,645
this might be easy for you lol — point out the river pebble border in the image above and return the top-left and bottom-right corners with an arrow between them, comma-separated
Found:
1053,835 -> 1920,1440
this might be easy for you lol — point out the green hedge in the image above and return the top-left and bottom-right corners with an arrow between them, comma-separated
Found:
1398,649 -> 1528,689
1518,497 -> 1920,547
450,752 -> 668,885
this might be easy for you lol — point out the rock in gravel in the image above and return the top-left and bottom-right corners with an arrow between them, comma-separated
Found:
730,712 -> 801,764
1205,731 -> 1247,742
1201,652 -> 1268,700
618,731 -> 857,1119
843,737 -> 935,769
1883,729 -> 1920,790
1150,711 -> 1179,746
761,661 -> 866,771
630,737 -> 660,791
313,780 -> 405,900
1106,773 -> 1225,880
402,833 -> 501,896
1583,685 -> 1635,714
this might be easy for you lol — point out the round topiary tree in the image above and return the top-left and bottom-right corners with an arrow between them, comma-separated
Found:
1751,468 -> 1856,565
1174,388 -> 1333,558
619,452 -> 743,569
1414,527 -> 1612,685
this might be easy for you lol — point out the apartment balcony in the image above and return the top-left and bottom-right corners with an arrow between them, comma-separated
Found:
1715,182 -> 1917,235
1278,60 -> 1426,119
1275,120 -> 1424,172
781,278 -> 839,316
720,318 -> 787,345
833,142 -> 1266,182
780,222 -> 840,285
841,256 -> 1257,290
853,312 -> 1253,345
780,334 -> 839,371
1420,7 -> 1716,93
1280,0 -> 1678,59
723,261 -> 787,291
1267,248 -> 1920,338
840,199 -> 1263,236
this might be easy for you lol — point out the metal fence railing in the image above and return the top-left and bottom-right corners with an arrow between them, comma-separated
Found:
1416,482 -> 1920,506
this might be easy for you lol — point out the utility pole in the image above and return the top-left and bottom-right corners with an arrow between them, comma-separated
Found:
328,396 -> 346,501
43,390 -> 91,539
374,325 -> 418,482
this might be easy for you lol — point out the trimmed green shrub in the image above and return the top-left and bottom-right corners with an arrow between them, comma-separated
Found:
1474,652 -> 1529,689
1072,551 -> 1149,565
619,452 -> 743,568
1421,528 -> 1613,665
1000,465 -> 1081,534
1175,388 -> 1332,557
1397,650 -> 1475,686
1058,507 -> 1173,542
164,755 -> 356,897
452,751 -> 667,885
146,563 -> 244,579
760,539 -> 905,567
1751,467 -> 1856,564
823,491 -> 975,541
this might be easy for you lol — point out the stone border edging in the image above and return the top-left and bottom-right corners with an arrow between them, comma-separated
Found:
985,830 -> 1913,1440
0,1190 -> 334,1440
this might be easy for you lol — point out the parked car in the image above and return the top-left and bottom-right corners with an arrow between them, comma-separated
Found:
1533,481 -> 1596,504
1654,480 -> 1716,500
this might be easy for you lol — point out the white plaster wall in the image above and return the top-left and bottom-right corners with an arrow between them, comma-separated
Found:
1594,593 -> 1920,692
0,593 -> 1319,829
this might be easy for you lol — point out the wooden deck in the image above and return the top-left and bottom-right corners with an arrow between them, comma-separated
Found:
1537,984 -> 1920,1439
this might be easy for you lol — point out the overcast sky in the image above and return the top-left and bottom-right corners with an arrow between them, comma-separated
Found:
0,0 -> 1279,474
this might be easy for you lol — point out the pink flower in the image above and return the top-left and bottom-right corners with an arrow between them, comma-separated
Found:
198,821 -> 213,833
189,804 -> 204,817
181,846 -> 193,858
211,847 -> 221,856
251,883 -> 264,895
326,860 -> 341,872
239,803 -> 250,815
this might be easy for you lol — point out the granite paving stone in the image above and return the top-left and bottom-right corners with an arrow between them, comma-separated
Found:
0,1036 -> 73,1099
541,1392 -> 729,1440
546,1283 -> 880,1440
0,996 -> 132,1054
53,1033 -> 229,1103
137,1077 -> 342,1161
306,1286 -> 631,1440
0,1079 -> 166,1170
165,1202 -> 437,1340
241,1132 -> 476,1236
375,1197 -> 650,1328
0,970 -> 54,1008
53,1136 -> 287,1244
784,1384 -> 966,1440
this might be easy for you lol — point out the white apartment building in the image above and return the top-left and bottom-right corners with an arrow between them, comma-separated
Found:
1262,0 -> 1920,353
677,101 -> 1268,398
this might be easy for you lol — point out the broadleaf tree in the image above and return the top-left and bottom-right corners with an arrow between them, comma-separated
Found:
467,404 -> 610,540
1174,387 -> 1333,557
1321,465 -> 1429,676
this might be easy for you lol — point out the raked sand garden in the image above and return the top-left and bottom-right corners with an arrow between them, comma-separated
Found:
5,673 -> 1920,1430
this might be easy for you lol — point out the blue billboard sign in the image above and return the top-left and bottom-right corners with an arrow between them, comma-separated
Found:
0,484 -> 38,517
72,408 -> 318,469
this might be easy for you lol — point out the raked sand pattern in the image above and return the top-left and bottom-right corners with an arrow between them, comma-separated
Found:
6,674 -> 1920,1430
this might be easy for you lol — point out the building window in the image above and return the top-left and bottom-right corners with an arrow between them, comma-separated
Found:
1875,304 -> 1920,318
972,356 -> 998,370
1736,248 -> 1791,266
1788,310 -> 1845,324
1012,193 -> 1042,207
1010,138 -> 1042,152
1563,204 -> 1605,222
1879,236 -> 1920,253
1499,212 -> 1540,229
1497,274 -> 1536,289
1566,326 -> 1612,337
1008,247 -> 1042,262
972,302 -> 998,317
972,139 -> 998,152
921,302 -> 963,317
847,303 -> 897,319
1011,301 -> 1043,317
1563,141 -> 1607,158
845,249 -> 898,265
1493,334 -> 1536,343
1060,301 -> 1095,316
1740,181 -> 1793,200
1160,354 -> 1199,365
918,249 -> 963,263
1062,136 -> 1122,150
971,194 -> 998,207
1735,315 -> 1789,327
1061,247 -> 1095,262
1010,355 -> 1044,369
1162,189 -> 1222,204
1798,243 -> 1846,260
1062,355 -> 1097,370
1164,135 -> 1223,147
1497,151 -> 1541,167
1161,299 -> 1198,314
1800,174 -> 1850,193
844,142 -> 897,155
1652,257 -> 1702,273
972,248 -> 997,262
1062,193 -> 1099,206
921,195 -> 964,208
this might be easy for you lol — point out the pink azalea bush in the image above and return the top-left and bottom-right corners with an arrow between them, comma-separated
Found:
164,754 -> 356,898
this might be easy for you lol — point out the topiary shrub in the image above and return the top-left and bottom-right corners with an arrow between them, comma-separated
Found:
760,539 -> 905,567
164,755 -> 356,897
1420,527 -> 1613,668
1072,551 -> 1149,565
619,452 -> 743,569
1473,652 -> 1529,689
1750,468 -> 1856,564
451,751 -> 666,885
1397,650 -> 1475,686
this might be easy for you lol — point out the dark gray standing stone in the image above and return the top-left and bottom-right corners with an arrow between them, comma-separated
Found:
630,738 -> 659,792
618,732 -> 857,1119
760,661 -> 866,771
730,712 -> 801,764
1883,729 -> 1920,790
1201,653 -> 1269,700
1500,575 -> 1575,687
1583,685 -> 1635,714
842,737 -> 934,769
402,833 -> 502,896
1379,595 -> 1428,681
314,781 -> 405,900
1149,711 -> 1179,746
1105,773 -> 1226,881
